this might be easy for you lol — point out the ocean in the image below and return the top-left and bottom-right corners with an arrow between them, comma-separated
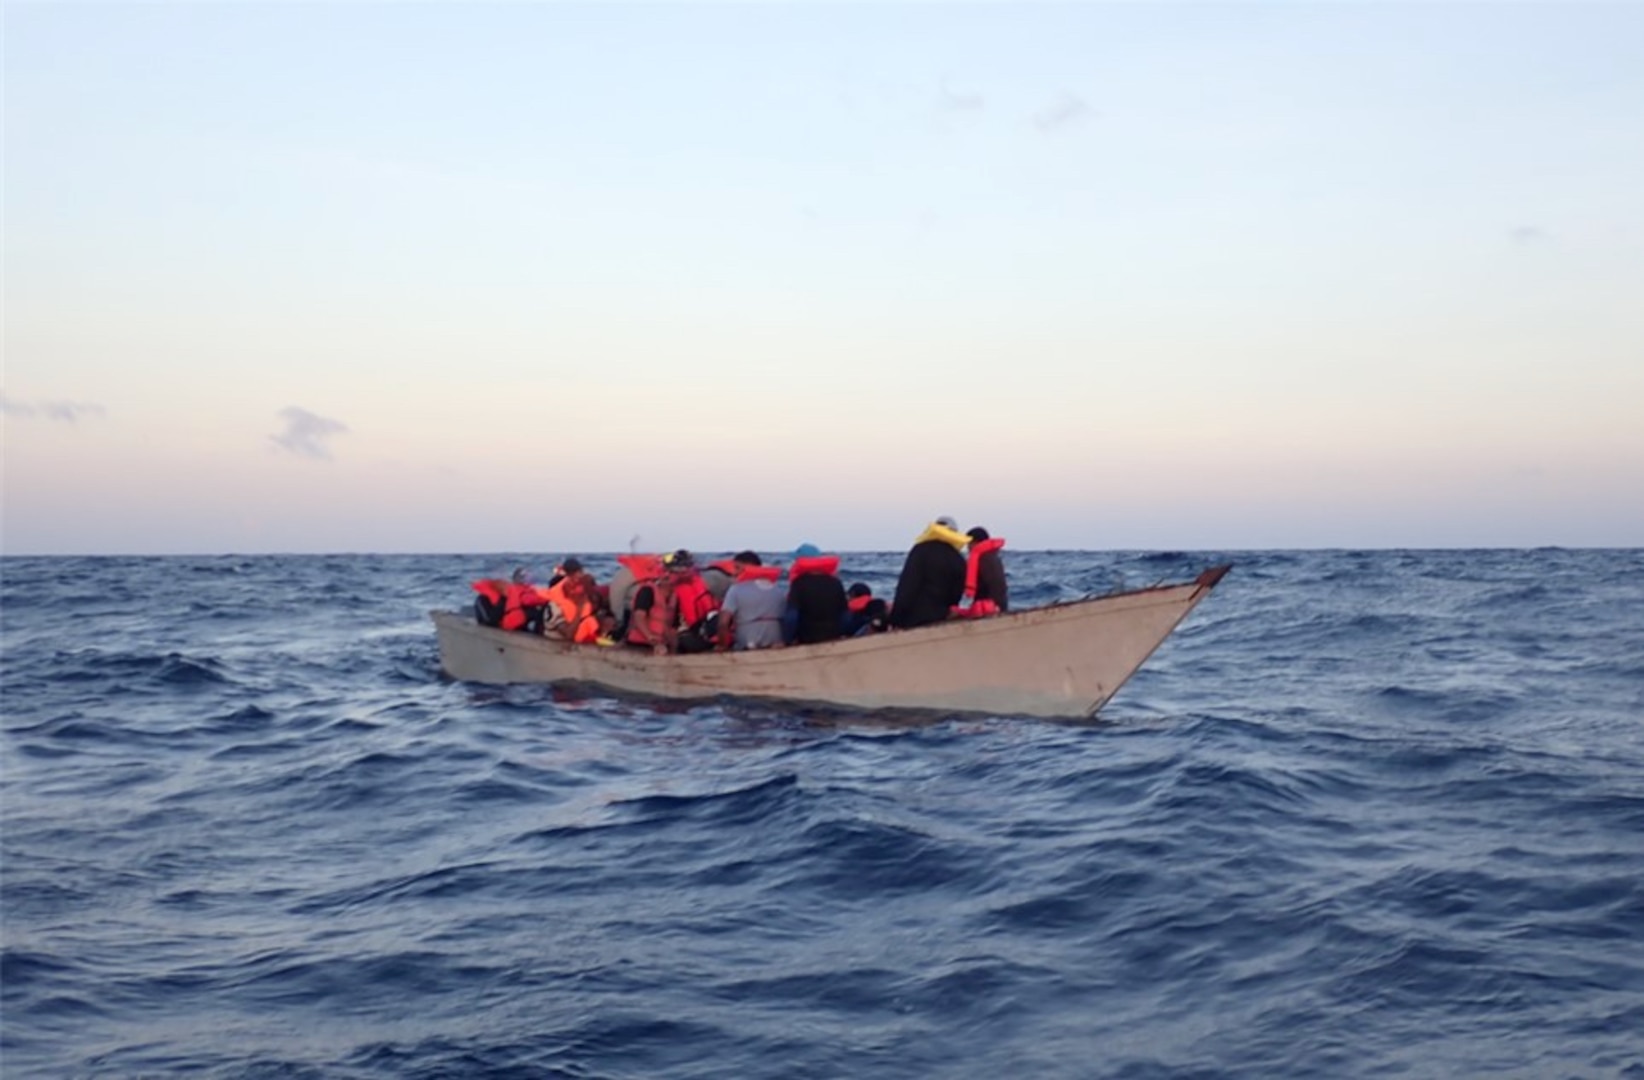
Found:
2,549 -> 1641,1079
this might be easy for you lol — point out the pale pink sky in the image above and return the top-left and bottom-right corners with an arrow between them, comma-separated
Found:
5,4 -> 1641,553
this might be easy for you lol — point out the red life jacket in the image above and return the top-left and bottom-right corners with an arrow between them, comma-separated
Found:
847,593 -> 875,613
962,538 -> 1006,601
618,553 -> 664,583
611,554 -> 662,624
788,554 -> 841,579
671,571 -> 718,631
472,579 -> 507,627
707,558 -> 739,578
952,538 -> 1007,619
472,578 -> 548,631
737,564 -> 784,582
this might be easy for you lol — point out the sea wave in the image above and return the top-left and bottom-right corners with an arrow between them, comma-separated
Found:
2,550 -> 1642,1077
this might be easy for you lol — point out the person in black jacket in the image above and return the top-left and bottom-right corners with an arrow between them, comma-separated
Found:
889,516 -> 969,629
786,543 -> 848,645
842,583 -> 889,637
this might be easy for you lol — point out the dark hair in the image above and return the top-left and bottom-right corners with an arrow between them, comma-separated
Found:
847,582 -> 871,599
733,550 -> 761,566
561,557 -> 584,574
966,527 -> 990,542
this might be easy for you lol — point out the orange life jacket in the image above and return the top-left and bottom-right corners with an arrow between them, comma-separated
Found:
737,564 -> 784,582
847,593 -> 875,613
625,580 -> 670,647
472,578 -> 549,631
544,574 -> 601,644
788,554 -> 841,579
707,558 -> 740,579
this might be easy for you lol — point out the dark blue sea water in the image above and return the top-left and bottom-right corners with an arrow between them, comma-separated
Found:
3,550 -> 1642,1079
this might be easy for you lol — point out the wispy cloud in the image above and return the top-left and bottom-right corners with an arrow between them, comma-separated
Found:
1034,91 -> 1094,133
938,79 -> 985,117
2,394 -> 37,418
0,394 -> 107,422
1509,225 -> 1550,247
270,406 -> 348,461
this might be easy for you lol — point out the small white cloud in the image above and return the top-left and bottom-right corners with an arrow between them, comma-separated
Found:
1034,91 -> 1094,132
270,406 -> 348,461
938,79 -> 985,116
41,400 -> 107,422
0,393 -> 106,422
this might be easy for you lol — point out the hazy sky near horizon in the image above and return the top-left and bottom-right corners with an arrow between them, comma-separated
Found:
4,2 -> 1641,555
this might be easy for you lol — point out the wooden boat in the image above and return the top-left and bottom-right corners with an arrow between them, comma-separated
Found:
432,565 -> 1229,719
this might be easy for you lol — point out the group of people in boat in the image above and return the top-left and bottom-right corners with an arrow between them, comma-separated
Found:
471,516 -> 1009,655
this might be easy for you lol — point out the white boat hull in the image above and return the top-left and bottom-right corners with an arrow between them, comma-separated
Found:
432,566 -> 1229,719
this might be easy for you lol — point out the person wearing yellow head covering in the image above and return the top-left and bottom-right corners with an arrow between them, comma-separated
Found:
889,516 -> 970,629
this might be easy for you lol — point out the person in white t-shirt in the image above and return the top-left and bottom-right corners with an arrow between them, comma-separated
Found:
717,551 -> 789,651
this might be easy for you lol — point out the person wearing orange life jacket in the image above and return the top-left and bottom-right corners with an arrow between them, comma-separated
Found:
842,583 -> 889,637
785,543 -> 848,645
701,557 -> 741,606
663,550 -> 720,654
541,557 -> 603,644
472,578 -> 510,627
952,527 -> 1009,618
625,571 -> 671,650
631,550 -> 719,654
612,552 -> 665,643
717,551 -> 788,651
471,569 -> 550,633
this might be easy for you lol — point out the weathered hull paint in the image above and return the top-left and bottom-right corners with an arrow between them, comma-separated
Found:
432,565 -> 1230,719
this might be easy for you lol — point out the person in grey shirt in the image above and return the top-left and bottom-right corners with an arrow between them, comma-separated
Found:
718,551 -> 788,650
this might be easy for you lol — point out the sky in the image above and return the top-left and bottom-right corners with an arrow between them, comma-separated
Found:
4,2 -> 1641,555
